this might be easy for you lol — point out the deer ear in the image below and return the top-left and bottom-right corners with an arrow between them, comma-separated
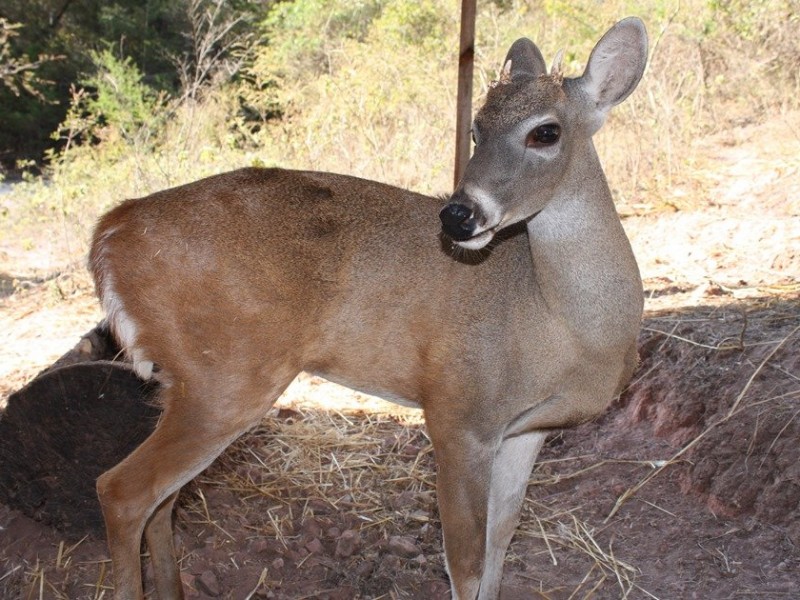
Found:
503,38 -> 547,80
580,17 -> 648,111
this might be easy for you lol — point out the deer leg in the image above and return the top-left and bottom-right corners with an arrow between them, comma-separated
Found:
144,492 -> 182,600
97,378 -> 289,600
98,419 -> 242,600
479,431 -> 547,600
425,417 -> 496,600
97,467 -> 148,600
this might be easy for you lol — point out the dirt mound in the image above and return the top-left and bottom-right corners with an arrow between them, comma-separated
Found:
0,358 -> 160,536
0,323 -> 162,537
622,299 -> 799,534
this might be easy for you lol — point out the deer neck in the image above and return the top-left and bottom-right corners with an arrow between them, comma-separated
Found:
525,148 -> 642,349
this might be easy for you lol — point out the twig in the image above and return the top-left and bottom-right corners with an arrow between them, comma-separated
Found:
534,511 -> 558,566
242,567 -> 268,600
0,565 -> 21,583
642,327 -> 741,350
727,323 -> 800,417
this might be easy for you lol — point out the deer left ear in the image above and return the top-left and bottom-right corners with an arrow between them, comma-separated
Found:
579,17 -> 648,112
503,38 -> 547,81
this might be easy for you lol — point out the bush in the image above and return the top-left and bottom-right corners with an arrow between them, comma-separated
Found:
79,48 -> 165,145
6,0 -> 800,274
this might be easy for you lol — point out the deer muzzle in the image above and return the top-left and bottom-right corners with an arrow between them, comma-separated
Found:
440,202 -> 479,241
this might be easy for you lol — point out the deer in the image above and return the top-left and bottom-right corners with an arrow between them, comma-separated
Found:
88,17 -> 648,600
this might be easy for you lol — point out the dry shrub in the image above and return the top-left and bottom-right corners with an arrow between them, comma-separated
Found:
246,0 -> 459,194
244,0 -> 800,210
701,0 -> 800,120
5,0 -> 800,273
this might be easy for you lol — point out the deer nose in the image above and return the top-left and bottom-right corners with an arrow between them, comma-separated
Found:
440,203 -> 477,241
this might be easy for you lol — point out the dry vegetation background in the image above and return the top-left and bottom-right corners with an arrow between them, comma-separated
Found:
1,0 -> 799,598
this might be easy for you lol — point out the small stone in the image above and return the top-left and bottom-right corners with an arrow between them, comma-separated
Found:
305,537 -> 324,554
286,547 -> 308,562
335,529 -> 360,558
421,579 -> 451,599
387,535 -> 420,558
327,526 -> 341,539
402,443 -> 421,456
354,560 -> 374,578
196,570 -> 221,596
271,557 -> 284,572
308,498 -> 331,514
388,491 -> 417,511
301,517 -> 322,539
381,554 -> 401,571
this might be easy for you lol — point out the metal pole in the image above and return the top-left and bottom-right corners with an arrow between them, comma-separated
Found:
454,0 -> 476,190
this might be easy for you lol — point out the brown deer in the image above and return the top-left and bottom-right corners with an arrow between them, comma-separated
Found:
89,17 -> 648,600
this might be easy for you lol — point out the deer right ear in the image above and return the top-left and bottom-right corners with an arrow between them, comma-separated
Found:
503,38 -> 547,81
580,17 -> 648,114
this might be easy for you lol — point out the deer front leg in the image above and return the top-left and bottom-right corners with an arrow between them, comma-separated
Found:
480,431 -> 547,599
426,414 -> 496,600
427,409 -> 546,600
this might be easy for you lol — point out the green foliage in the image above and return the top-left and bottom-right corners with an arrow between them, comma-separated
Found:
0,17 -> 64,173
238,0 -> 457,191
373,0 -> 449,49
5,0 -> 800,273
0,1 -> 172,170
707,0 -> 800,82
256,0 -> 386,81
256,0 -> 451,82
709,0 -> 799,40
80,49 -> 164,143
0,0 -> 262,172
0,18 -> 59,98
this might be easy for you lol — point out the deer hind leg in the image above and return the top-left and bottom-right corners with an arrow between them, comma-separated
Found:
144,492 -> 182,600
98,375 -> 294,600
479,431 -> 547,600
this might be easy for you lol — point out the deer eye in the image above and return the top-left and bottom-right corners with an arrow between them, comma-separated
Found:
526,123 -> 561,147
471,127 -> 480,146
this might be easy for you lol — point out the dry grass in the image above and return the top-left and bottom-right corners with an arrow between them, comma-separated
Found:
189,389 -> 664,599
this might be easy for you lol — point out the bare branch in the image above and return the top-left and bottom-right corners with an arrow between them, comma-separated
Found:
0,18 -> 62,99
176,0 -> 251,102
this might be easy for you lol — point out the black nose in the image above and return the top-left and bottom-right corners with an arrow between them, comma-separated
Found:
440,203 -> 477,241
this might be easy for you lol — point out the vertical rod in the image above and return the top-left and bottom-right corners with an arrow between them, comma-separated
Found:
454,0 -> 477,190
